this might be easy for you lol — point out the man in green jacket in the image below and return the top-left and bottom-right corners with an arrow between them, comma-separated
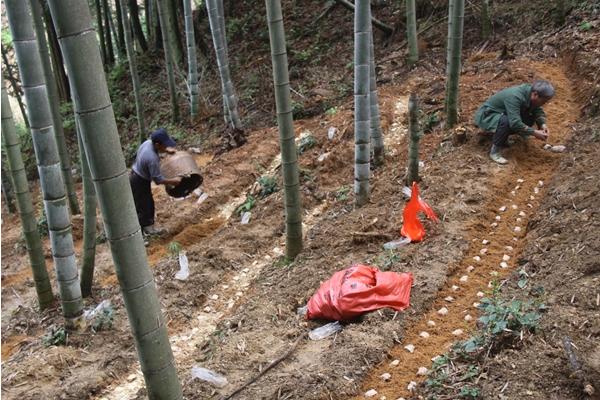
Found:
474,80 -> 554,164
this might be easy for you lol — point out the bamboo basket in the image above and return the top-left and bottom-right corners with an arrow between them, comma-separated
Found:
160,151 -> 203,198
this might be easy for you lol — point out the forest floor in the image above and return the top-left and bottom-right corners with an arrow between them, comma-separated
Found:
1,2 -> 599,400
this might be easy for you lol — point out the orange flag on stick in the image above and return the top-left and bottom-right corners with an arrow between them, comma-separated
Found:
401,182 -> 439,242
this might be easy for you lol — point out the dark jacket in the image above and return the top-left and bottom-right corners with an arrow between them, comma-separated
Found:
474,84 -> 547,136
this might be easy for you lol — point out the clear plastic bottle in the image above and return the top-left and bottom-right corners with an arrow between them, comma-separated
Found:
383,237 -> 411,250
175,252 -> 190,280
191,366 -> 228,387
309,321 -> 342,340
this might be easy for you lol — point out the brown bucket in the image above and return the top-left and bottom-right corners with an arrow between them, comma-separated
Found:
160,151 -> 203,198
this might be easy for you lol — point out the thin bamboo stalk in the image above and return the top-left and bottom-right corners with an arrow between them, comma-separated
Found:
183,0 -> 200,120
354,0 -> 371,207
5,0 -> 84,324
31,0 -> 81,216
368,25 -> 383,166
46,1 -> 183,396
2,78 -> 54,310
157,0 -> 181,122
405,92 -> 421,185
120,0 -> 147,141
265,0 -> 303,258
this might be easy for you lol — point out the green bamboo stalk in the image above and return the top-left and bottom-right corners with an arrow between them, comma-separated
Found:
1,48 -> 30,128
445,0 -> 464,128
95,0 -> 108,64
5,0 -> 83,324
354,0 -> 371,207
206,0 -> 243,129
103,0 -> 116,63
31,0 -> 81,216
183,0 -> 200,120
46,1 -> 183,396
1,166 -> 17,214
157,0 -> 180,123
43,5 -> 71,102
481,0 -> 492,39
406,0 -> 419,65
119,0 -> 146,142
2,78 -> 54,310
75,119 -> 97,298
368,25 -> 384,166
115,0 -> 126,56
166,0 -> 184,64
128,0 -> 148,52
405,92 -> 421,185
265,0 -> 303,259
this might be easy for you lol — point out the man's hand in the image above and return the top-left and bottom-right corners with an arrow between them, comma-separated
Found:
533,129 -> 549,141
541,124 -> 550,136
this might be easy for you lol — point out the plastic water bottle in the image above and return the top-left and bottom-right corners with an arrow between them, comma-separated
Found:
383,237 -> 411,250
175,252 -> 190,280
191,366 -> 228,387
241,211 -> 251,224
309,321 -> 342,340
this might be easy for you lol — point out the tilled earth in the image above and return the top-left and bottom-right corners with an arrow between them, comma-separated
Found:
2,12 -> 599,400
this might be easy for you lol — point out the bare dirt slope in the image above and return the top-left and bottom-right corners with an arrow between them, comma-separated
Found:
2,2 -> 599,400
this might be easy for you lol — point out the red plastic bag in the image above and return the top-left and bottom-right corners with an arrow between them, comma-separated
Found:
401,182 -> 439,242
306,264 -> 413,321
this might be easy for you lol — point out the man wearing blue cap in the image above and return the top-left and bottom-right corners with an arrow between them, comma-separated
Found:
130,128 -> 182,237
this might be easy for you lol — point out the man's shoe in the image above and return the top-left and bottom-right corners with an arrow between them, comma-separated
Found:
489,145 -> 508,164
142,225 -> 166,236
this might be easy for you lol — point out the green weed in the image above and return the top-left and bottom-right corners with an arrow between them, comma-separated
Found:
335,186 -> 351,202
297,134 -> 317,154
90,304 -> 115,332
42,327 -> 67,347
167,241 -> 182,257
37,207 -> 48,237
236,195 -> 256,215
257,175 -> 278,198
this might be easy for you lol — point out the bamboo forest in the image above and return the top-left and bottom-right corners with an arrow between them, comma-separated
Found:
1,0 -> 599,399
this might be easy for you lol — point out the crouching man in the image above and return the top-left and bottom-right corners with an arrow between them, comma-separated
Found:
474,80 -> 554,164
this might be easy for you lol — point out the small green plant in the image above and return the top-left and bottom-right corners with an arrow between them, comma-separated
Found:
291,100 -> 305,118
59,101 -> 75,133
325,107 -> 338,116
90,304 -> 115,332
335,186 -> 351,202
258,175 -> 278,198
37,207 -> 48,237
167,241 -> 182,257
1,30 -> 12,48
273,256 -> 293,268
420,110 -> 440,133
297,134 -> 317,154
517,268 -> 529,289
579,21 -> 593,31
42,327 -> 67,346
375,250 -> 401,270
236,195 -> 256,215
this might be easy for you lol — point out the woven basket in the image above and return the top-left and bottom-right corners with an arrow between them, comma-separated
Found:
160,151 -> 203,198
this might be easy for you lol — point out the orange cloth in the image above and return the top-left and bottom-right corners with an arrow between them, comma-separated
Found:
401,182 -> 439,242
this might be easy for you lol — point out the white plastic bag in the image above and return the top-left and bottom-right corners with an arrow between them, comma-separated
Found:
191,366 -> 228,387
241,211 -> 251,224
175,252 -> 190,280
84,300 -> 111,320
309,321 -> 342,340
383,237 -> 411,250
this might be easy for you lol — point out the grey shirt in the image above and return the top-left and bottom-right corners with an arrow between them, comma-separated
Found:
132,140 -> 165,183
